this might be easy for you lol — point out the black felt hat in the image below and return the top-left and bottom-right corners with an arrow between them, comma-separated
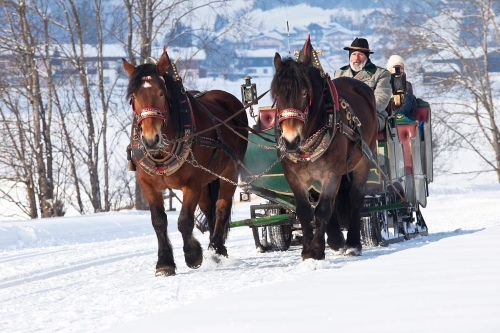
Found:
343,38 -> 374,55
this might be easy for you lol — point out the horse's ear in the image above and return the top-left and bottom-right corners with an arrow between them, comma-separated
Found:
301,35 -> 313,67
273,52 -> 282,70
122,58 -> 135,76
156,51 -> 171,76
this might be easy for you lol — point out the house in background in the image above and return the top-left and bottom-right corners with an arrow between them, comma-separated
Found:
422,51 -> 500,84
163,46 -> 207,79
233,48 -> 276,81
249,31 -> 284,50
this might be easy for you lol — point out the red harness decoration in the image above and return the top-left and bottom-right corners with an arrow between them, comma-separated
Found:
327,76 -> 340,112
277,106 -> 309,124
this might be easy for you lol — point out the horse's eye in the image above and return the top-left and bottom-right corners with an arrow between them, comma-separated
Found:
302,90 -> 308,98
160,92 -> 164,97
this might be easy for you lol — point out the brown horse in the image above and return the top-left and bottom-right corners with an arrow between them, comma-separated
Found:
271,37 -> 377,260
123,51 -> 248,276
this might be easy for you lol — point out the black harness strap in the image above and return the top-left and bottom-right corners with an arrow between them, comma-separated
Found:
188,93 -> 241,167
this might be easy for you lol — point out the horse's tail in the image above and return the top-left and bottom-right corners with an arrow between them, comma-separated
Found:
207,177 -> 232,233
207,177 -> 220,219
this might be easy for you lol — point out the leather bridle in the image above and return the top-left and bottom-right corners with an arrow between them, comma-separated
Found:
130,75 -> 168,124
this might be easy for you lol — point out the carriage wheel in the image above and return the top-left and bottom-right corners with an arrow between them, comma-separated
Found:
361,213 -> 381,247
386,192 -> 404,241
361,196 -> 384,247
268,224 -> 292,251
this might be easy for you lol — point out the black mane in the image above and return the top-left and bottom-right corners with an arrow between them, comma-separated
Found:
271,57 -> 311,104
125,63 -> 168,100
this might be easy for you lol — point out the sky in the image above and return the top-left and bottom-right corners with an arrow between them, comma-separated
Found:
1,182 -> 499,333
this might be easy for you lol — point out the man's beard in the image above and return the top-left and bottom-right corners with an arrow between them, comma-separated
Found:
350,58 -> 367,72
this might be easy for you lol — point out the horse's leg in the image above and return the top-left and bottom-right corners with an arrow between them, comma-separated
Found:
326,176 -> 350,254
326,207 -> 346,254
210,179 -> 235,257
310,174 -> 342,260
140,181 -> 176,276
178,186 -> 204,268
288,183 -> 315,260
344,166 -> 370,256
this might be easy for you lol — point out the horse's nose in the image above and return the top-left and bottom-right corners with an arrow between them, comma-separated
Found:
141,133 -> 160,150
284,135 -> 301,152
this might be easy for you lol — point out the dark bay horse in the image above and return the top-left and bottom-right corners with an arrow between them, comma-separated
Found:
123,51 -> 248,276
271,37 -> 377,260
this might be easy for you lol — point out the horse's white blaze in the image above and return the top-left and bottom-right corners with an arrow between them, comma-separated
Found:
281,122 -> 302,143
143,81 -> 152,88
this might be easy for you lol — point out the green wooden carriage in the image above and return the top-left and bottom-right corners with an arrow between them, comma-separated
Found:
231,96 -> 432,251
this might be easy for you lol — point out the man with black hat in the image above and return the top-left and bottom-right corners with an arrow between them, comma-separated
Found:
334,37 -> 391,132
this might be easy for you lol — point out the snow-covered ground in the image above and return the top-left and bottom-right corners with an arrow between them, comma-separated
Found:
1,183 -> 499,333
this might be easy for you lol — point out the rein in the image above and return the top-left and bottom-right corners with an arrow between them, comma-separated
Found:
165,88 -> 271,144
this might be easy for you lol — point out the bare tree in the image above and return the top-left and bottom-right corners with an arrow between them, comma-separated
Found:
118,0 -> 253,209
380,0 -> 500,181
0,0 -> 254,218
0,0 -> 63,218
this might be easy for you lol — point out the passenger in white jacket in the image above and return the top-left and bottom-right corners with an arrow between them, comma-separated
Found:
334,38 -> 392,132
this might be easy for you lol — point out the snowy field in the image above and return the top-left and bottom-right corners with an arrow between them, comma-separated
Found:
1,183 -> 499,333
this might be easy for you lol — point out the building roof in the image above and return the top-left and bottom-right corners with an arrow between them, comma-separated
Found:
235,48 -> 277,58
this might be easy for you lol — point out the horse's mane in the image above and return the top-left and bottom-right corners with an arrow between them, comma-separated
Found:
271,58 -> 327,135
271,57 -> 311,104
125,63 -> 167,100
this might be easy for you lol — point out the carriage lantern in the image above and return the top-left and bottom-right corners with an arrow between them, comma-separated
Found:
390,65 -> 407,107
241,76 -> 258,118
240,191 -> 250,202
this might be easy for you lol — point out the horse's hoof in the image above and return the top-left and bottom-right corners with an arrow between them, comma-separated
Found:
209,243 -> 228,257
327,235 -> 345,253
331,247 -> 345,256
344,247 -> 362,256
217,248 -> 228,257
184,241 -> 203,269
301,249 -> 325,261
155,266 -> 176,277
185,255 -> 203,269
187,262 -> 202,269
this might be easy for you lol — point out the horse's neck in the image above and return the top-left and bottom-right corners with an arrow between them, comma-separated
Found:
303,104 -> 324,138
164,110 -> 180,137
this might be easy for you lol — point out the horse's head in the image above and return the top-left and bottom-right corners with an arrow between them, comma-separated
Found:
123,53 -> 172,151
271,39 -> 319,153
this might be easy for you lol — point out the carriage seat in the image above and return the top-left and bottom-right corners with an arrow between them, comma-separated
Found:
377,101 -> 430,140
397,104 -> 430,175
414,104 -> 429,122
253,106 -> 277,131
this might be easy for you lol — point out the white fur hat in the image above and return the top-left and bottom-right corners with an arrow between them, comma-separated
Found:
387,55 -> 405,70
